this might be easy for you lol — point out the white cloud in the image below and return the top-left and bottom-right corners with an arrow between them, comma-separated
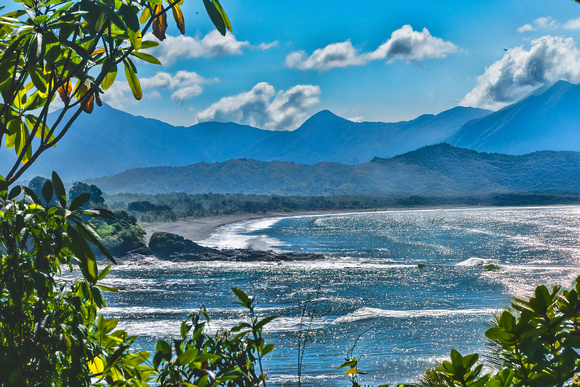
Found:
517,24 -> 535,33
102,71 -> 216,107
460,36 -> 580,109
285,25 -> 457,71
259,41 -> 279,50
564,18 -> 580,30
145,30 -> 250,65
285,40 -> 365,71
367,25 -> 458,62
196,82 -> 321,130
518,16 -> 558,33
535,17 -> 558,30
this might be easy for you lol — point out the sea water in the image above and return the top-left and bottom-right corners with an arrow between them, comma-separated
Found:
100,206 -> 580,385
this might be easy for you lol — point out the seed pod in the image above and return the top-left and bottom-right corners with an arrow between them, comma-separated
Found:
83,94 -> 94,114
152,4 -> 167,41
95,91 -> 102,107
57,81 -> 71,104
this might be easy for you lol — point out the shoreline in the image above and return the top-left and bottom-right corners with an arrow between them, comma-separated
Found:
141,203 -> 579,244
142,208 -> 385,243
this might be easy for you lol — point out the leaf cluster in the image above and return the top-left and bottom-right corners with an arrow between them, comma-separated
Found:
153,288 -> 276,386
0,0 -> 231,185
0,171 -> 150,385
420,277 -> 580,387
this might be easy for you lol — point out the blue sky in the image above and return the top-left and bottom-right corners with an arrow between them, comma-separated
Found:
101,0 -> 580,129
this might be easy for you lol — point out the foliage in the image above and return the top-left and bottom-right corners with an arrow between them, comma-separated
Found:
420,278 -> 580,387
108,192 -> 580,224
0,0 -> 231,185
90,210 -> 146,256
153,288 -> 275,386
0,172 -> 152,385
69,181 -> 105,209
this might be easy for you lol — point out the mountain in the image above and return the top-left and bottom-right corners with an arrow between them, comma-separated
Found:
450,81 -> 580,154
87,144 -> 580,196
245,106 -> 490,164
0,104 -> 273,182
1,104 -> 489,183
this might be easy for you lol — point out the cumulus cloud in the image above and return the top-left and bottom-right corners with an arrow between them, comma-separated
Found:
367,25 -> 458,62
145,30 -> 250,65
564,18 -> 580,30
460,36 -> 580,109
285,25 -> 457,71
196,82 -> 321,130
102,71 -> 216,107
518,16 -> 558,33
285,40 -> 365,71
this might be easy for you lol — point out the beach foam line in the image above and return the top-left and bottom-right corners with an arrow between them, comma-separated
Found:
333,306 -> 501,324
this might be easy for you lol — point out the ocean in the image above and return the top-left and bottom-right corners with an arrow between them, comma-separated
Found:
100,206 -> 580,385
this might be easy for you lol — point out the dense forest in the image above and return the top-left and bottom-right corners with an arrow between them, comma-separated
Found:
107,191 -> 580,222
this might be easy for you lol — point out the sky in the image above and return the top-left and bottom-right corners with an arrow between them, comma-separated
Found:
97,0 -> 580,129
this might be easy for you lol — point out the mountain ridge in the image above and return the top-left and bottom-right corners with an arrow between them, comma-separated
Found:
87,144 -> 580,196
4,81 -> 580,183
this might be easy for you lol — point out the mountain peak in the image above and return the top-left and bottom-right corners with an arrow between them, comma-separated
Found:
306,109 -> 343,122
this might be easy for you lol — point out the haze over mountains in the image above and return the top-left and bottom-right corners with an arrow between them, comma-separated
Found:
4,81 -> 580,188
88,144 -> 580,196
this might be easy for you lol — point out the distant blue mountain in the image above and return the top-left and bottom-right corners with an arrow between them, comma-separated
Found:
2,104 -> 488,182
450,80 -> 580,154
246,106 -> 489,164
87,144 -> 580,196
5,80 -> 580,184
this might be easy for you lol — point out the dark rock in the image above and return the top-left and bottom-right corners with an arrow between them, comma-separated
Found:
126,244 -> 154,256
148,232 -> 324,262
149,232 -> 210,259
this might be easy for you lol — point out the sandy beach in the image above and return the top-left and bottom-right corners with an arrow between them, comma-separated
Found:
142,208 -> 388,243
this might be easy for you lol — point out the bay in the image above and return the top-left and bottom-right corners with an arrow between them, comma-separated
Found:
100,206 -> 580,385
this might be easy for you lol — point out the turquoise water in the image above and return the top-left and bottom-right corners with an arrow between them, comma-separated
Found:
101,206 -> 580,385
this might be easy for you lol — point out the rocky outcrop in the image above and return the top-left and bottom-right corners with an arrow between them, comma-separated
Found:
146,232 -> 324,262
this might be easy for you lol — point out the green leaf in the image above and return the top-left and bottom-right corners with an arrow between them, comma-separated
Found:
67,225 -> 98,284
96,284 -> 118,292
139,40 -> 159,49
72,219 -> 116,264
130,51 -> 161,65
51,171 -> 66,207
255,315 -> 277,330
41,180 -> 53,204
156,340 -> 171,355
128,28 -> 142,50
8,185 -> 21,200
231,287 -> 252,308
124,59 -> 142,100
69,192 -> 90,211
212,0 -> 231,31
203,0 -> 226,36
102,64 -> 117,90
261,343 -> 274,356
95,1 -> 126,30
177,348 -> 199,365
180,321 -> 190,338
119,4 -> 139,32
97,264 -> 112,281
0,175 -> 7,198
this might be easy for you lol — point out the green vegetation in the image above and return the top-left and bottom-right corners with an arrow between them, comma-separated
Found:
419,280 -> 580,386
0,0 -> 230,185
107,191 -> 580,223
0,173 -> 153,385
1,0 -> 580,385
